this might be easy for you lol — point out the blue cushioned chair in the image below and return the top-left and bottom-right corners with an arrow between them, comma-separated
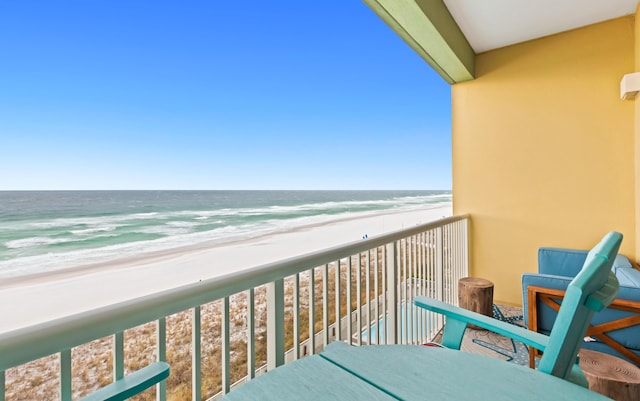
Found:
523,244 -> 640,366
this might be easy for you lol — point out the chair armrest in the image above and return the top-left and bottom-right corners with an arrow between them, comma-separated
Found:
414,296 -> 549,351
79,362 -> 170,401
522,273 -> 573,326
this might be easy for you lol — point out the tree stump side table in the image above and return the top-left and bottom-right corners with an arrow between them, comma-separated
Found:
579,349 -> 640,401
458,277 -> 494,329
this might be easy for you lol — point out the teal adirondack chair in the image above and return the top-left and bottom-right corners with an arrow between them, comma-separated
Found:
414,231 -> 622,387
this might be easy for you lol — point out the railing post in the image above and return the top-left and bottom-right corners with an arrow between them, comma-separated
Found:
156,318 -> 167,401
463,217 -> 470,283
366,251 -> 372,345
322,264 -> 330,347
60,349 -> 72,401
356,253 -> 362,346
293,273 -> 300,360
192,306 -> 201,401
247,289 -> 255,379
435,226 -> 446,333
436,226 -> 444,301
308,268 -> 315,355
346,257 -> 352,345
267,279 -> 285,370
335,260 -> 341,341
113,331 -> 124,381
0,370 -> 4,401
222,297 -> 230,394
375,248 -> 381,344
386,242 -> 397,344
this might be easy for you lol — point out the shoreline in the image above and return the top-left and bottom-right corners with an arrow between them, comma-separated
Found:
0,205 -> 451,332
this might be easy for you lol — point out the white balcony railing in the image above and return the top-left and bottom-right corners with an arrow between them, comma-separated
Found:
0,214 -> 469,401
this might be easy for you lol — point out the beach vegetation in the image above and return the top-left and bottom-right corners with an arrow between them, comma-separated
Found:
4,248 -> 400,400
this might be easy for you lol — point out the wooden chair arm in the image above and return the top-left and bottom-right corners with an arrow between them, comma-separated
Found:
414,296 -> 549,351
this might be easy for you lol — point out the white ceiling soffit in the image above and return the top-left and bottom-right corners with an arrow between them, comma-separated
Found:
443,0 -> 639,53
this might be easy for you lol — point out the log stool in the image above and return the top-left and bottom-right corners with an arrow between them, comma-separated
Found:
458,277 -> 494,329
579,349 -> 640,401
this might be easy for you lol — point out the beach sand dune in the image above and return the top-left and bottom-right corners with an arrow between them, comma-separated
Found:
0,206 -> 451,333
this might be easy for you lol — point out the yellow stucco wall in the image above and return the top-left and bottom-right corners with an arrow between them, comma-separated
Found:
452,17 -> 636,305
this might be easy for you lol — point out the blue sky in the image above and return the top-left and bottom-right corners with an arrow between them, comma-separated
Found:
0,1 -> 451,190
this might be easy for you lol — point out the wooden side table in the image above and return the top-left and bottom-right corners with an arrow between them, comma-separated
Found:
458,277 -> 494,329
579,349 -> 640,401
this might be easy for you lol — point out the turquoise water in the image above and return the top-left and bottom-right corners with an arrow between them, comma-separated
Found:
0,190 -> 451,276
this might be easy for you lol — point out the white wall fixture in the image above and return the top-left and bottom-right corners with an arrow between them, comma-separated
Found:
620,72 -> 640,100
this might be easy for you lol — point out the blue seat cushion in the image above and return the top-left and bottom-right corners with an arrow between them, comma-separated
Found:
616,267 -> 640,287
612,254 -> 634,273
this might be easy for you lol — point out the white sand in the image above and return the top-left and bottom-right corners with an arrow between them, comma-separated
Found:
0,205 -> 451,333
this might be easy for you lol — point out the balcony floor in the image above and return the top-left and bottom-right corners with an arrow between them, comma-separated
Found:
459,304 -> 530,366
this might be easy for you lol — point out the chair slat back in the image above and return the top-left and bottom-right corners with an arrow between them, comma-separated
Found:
538,231 -> 622,380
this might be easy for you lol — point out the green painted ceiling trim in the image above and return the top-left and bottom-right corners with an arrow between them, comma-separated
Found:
362,0 -> 475,84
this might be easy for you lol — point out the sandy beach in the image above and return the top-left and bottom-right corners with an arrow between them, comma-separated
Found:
0,205 -> 451,333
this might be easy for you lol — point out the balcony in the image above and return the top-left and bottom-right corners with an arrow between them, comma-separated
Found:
0,215 -> 469,401
3,1 -> 637,400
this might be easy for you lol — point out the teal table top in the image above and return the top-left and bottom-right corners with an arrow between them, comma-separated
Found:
221,342 -> 611,400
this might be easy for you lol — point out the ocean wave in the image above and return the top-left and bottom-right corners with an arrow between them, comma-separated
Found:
26,212 -> 170,230
263,195 -> 450,213
0,223 -> 264,276
4,233 -> 127,250
165,221 -> 201,228
141,226 -> 194,236
131,212 -> 159,217
5,237 -> 69,249
69,225 -> 118,235
163,194 -> 452,220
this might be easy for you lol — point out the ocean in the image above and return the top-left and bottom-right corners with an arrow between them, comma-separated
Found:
0,190 -> 451,277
